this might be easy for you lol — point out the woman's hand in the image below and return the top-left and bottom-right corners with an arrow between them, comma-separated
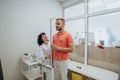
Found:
46,54 -> 51,59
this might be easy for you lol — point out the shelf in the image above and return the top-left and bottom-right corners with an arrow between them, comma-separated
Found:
21,60 -> 42,80
40,63 -> 52,69
22,71 -> 34,80
22,71 -> 42,80
22,60 -> 39,66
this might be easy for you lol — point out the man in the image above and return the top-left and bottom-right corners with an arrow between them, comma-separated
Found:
52,18 -> 73,80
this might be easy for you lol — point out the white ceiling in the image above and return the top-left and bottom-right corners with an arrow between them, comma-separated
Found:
57,0 -> 83,8
57,0 -> 120,9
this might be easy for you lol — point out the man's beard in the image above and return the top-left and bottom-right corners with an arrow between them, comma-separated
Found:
56,27 -> 62,31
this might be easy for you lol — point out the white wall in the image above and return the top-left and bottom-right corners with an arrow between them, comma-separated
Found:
0,0 -> 63,80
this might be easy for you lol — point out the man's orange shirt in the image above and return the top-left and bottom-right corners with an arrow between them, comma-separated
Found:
53,31 -> 73,60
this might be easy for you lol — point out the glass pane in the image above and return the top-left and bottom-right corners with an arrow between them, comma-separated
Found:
64,3 -> 84,19
65,19 -> 85,63
88,11 -> 120,73
88,0 -> 120,13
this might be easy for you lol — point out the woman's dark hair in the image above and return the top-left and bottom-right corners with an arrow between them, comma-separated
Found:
37,32 -> 46,46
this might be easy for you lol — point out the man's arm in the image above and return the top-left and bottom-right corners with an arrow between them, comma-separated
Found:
52,43 -> 73,53
60,43 -> 73,52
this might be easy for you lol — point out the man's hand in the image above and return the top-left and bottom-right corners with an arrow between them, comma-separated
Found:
51,44 -> 59,50
51,43 -> 73,52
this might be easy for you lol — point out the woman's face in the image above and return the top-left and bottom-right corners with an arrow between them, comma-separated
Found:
42,34 -> 47,42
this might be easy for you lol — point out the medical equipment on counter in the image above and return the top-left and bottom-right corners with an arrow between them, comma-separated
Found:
112,40 -> 120,48
22,52 -> 37,63
21,52 -> 53,80
21,52 -> 42,80
21,58 -> 42,80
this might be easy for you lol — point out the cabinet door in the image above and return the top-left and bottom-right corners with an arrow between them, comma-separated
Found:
0,60 -> 4,80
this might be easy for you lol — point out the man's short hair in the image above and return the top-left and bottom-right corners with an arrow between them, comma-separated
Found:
56,18 -> 65,24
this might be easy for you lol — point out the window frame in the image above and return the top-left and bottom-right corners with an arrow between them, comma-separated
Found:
63,0 -> 120,65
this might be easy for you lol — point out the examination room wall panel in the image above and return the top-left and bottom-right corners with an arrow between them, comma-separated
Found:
0,0 -> 63,80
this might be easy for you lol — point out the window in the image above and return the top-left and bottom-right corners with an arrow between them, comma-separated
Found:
64,0 -> 120,74
65,19 -> 85,63
89,11 -> 120,47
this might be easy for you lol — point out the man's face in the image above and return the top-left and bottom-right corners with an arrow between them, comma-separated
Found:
56,20 -> 64,31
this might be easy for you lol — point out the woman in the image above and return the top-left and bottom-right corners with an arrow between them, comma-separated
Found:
37,32 -> 52,80
37,32 -> 51,65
